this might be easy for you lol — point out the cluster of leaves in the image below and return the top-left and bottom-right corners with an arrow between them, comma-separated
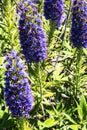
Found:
0,0 -> 87,130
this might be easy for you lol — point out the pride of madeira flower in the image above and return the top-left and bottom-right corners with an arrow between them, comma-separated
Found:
71,0 -> 87,48
19,0 -> 47,63
44,0 -> 65,29
4,51 -> 33,118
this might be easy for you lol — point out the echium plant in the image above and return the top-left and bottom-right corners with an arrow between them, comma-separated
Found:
71,0 -> 87,48
44,0 -> 65,29
70,0 -> 87,98
4,51 -> 33,118
19,0 -> 47,63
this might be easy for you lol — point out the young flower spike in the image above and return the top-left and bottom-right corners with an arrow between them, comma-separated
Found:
19,1 -> 47,63
4,51 -> 33,118
44,0 -> 65,29
71,0 -> 87,48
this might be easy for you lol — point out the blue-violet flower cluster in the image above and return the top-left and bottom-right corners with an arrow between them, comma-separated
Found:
44,0 -> 65,29
4,51 -> 33,118
71,0 -> 87,48
19,1 -> 47,63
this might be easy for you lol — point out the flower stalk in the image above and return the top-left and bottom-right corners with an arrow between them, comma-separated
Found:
74,47 -> 83,98
17,117 -> 32,130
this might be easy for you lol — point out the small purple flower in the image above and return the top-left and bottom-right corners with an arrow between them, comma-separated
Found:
44,0 -> 65,29
71,0 -> 87,48
18,0 -> 47,63
4,51 -> 33,118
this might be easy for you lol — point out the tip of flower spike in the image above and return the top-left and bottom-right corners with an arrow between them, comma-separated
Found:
44,0 -> 64,29
71,0 -> 87,48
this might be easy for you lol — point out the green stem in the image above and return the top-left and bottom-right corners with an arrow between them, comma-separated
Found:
17,117 -> 32,130
38,63 -> 43,102
38,62 -> 45,115
48,20 -> 55,46
74,47 -> 82,98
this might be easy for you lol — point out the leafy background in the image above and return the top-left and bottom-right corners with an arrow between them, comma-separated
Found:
0,0 -> 87,130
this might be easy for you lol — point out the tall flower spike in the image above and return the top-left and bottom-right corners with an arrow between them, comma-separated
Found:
4,51 -> 33,118
44,0 -> 65,29
19,1 -> 47,63
71,0 -> 87,48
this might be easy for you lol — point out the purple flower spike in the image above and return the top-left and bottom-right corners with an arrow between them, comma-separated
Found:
18,0 -> 47,63
4,51 -> 33,118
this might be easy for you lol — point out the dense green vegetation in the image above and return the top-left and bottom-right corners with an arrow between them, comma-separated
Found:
0,0 -> 87,130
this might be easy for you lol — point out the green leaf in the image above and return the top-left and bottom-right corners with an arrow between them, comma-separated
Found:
63,113 -> 76,124
38,120 -> 44,130
46,70 -> 54,81
80,95 -> 87,120
30,101 -> 41,115
27,64 -> 38,78
43,118 -> 58,128
82,124 -> 87,130
0,25 -> 7,33
43,91 -> 54,98
0,119 -> 15,129
0,112 -> 10,127
77,105 -> 83,121
69,124 -> 80,130
46,109 -> 55,116
0,57 -> 4,65
0,110 -> 4,118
